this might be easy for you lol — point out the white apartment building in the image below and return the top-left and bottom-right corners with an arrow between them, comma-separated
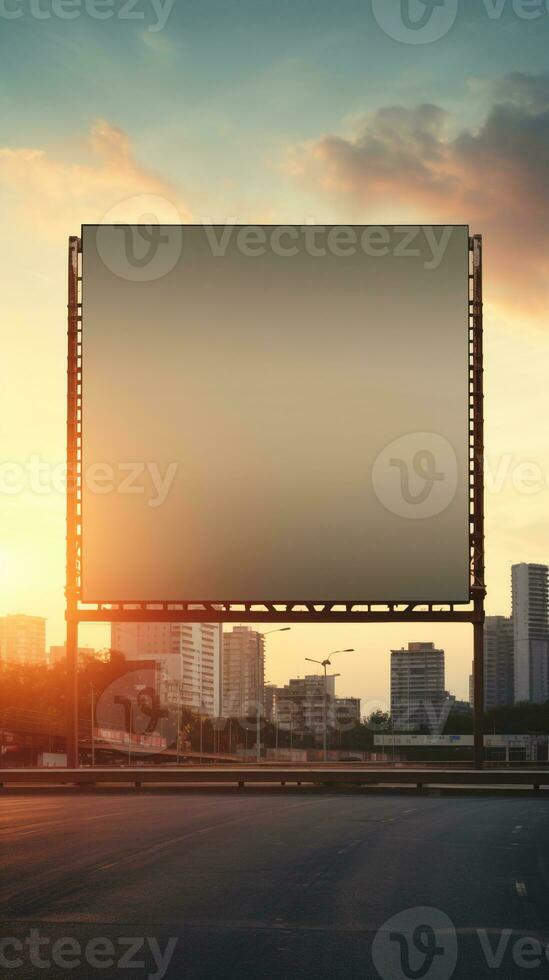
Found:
111,622 -> 222,716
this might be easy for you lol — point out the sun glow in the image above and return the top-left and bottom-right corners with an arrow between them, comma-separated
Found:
0,548 -> 11,588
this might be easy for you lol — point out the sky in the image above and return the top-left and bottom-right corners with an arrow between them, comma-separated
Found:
1,0 -> 549,711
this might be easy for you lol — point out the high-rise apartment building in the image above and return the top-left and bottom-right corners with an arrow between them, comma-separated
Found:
0,615 -> 46,665
483,616 -> 514,710
111,622 -> 222,716
177,624 -> 223,716
222,626 -> 265,718
512,563 -> 549,704
390,642 -> 446,732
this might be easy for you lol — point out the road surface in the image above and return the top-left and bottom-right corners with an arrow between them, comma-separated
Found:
2,788 -> 549,978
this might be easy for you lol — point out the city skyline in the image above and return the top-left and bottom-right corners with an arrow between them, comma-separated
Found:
2,598 -> 534,713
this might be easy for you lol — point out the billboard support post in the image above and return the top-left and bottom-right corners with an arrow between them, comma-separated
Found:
65,230 -> 485,769
66,235 -> 81,768
471,235 -> 486,768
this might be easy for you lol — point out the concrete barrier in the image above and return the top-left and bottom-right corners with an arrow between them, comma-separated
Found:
1,766 -> 549,791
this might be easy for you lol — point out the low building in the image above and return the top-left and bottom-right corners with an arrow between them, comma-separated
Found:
447,697 -> 472,716
264,684 -> 277,723
272,675 -> 360,740
274,674 -> 336,740
334,697 -> 361,725
49,644 -> 96,664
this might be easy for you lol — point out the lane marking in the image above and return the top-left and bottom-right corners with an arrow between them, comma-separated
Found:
337,840 -> 361,855
513,825 -> 523,835
0,805 -> 161,838
0,794 -> 260,835
0,804 -> 65,816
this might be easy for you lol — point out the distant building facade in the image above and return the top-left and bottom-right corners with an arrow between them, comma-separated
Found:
271,675 -> 360,741
222,626 -> 265,718
111,622 -> 173,664
111,622 -> 222,716
334,697 -> 362,726
49,644 -> 96,664
177,624 -> 223,717
264,683 -> 277,723
274,674 -> 337,739
512,563 -> 549,704
391,642 -> 446,732
483,615 -> 514,710
447,697 -> 472,717
0,615 -> 46,665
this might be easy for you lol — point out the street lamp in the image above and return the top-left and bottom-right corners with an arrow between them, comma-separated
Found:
255,628 -> 291,763
305,649 -> 354,762
89,683 -> 98,768
128,699 -> 134,767
199,701 -> 206,764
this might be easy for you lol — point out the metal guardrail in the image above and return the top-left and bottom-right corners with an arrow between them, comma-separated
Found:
2,766 -> 549,790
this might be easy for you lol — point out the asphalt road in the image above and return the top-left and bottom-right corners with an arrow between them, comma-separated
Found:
2,789 -> 549,979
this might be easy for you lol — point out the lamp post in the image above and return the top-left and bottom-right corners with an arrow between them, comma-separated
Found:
305,649 -> 354,762
255,628 -> 291,763
128,699 -> 133,767
89,683 -> 97,768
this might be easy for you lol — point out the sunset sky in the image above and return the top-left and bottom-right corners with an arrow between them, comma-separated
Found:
1,0 -> 549,709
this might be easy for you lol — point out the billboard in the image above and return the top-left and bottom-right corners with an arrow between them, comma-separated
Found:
374,736 -> 533,748
80,224 -> 470,603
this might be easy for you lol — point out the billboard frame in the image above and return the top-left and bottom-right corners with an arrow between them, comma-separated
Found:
65,232 -> 485,767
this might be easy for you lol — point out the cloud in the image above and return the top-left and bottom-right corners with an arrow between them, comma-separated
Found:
0,119 -> 191,237
293,73 -> 549,319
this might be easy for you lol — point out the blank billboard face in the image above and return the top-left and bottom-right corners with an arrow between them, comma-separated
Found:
80,224 -> 470,603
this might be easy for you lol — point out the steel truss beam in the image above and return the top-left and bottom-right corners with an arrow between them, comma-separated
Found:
78,604 -> 476,624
